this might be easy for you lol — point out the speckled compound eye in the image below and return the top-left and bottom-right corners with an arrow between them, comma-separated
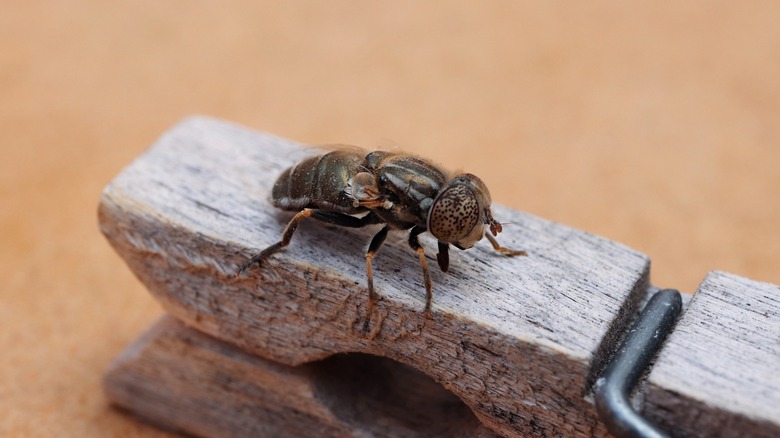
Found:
427,177 -> 483,246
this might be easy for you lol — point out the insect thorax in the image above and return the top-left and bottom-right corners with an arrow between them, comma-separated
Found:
367,152 -> 449,227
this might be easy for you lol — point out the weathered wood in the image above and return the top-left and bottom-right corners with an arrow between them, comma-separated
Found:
105,315 -> 500,437
99,117 -> 652,436
644,271 -> 780,438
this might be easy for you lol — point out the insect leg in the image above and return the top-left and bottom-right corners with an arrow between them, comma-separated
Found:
237,211 -> 383,275
363,225 -> 390,332
237,208 -> 317,274
408,226 -> 433,313
436,242 -> 450,273
310,211 -> 383,228
484,232 -> 528,256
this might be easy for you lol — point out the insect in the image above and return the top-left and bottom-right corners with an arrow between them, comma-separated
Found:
237,148 -> 526,327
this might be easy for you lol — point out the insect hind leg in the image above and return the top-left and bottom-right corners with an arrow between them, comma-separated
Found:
236,241 -> 283,274
236,208 -> 316,275
237,210 -> 384,275
310,211 -> 383,228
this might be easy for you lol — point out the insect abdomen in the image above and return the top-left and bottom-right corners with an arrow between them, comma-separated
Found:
271,151 -> 365,213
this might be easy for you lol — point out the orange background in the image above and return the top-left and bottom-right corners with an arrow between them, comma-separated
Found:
2,2 -> 779,436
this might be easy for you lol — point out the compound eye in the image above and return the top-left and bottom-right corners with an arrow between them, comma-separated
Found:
427,183 -> 480,245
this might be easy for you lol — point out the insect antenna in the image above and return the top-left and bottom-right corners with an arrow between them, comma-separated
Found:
496,221 -> 524,227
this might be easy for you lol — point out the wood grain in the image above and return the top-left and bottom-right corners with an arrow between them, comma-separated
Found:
105,316 -> 500,438
99,117 -> 651,437
645,271 -> 780,438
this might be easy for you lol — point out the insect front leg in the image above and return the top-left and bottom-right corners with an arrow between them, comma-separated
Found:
436,242 -> 450,272
484,232 -> 528,257
408,226 -> 433,314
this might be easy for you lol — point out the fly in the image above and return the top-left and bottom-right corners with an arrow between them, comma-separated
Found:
237,148 -> 526,330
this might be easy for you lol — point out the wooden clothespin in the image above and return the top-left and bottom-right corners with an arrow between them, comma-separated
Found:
100,117 -> 780,437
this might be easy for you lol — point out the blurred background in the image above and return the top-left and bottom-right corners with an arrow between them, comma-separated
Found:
2,1 -> 779,436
